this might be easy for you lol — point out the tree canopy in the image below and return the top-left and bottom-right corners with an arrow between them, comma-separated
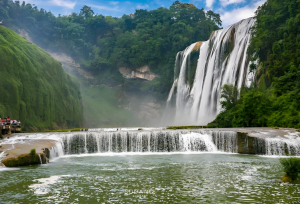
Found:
0,0 -> 221,98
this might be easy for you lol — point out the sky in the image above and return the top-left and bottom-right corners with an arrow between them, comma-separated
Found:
23,0 -> 267,27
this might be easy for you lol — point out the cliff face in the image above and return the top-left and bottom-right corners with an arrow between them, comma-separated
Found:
119,66 -> 159,81
0,26 -> 83,130
48,52 -> 94,80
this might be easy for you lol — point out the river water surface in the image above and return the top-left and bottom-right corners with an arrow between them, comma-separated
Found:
1,153 -> 300,203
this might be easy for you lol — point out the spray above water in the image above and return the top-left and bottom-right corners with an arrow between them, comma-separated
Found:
164,18 -> 256,125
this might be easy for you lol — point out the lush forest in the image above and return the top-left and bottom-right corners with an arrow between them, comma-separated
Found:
0,25 -> 82,130
209,0 -> 300,128
0,0 -> 221,98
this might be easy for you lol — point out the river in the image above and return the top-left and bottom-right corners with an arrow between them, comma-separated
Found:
1,153 -> 299,203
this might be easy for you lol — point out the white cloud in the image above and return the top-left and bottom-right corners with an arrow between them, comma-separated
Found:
219,0 -> 245,7
109,1 -> 119,5
136,4 -> 149,9
92,5 -> 120,11
220,0 -> 266,27
206,0 -> 215,8
50,0 -> 77,9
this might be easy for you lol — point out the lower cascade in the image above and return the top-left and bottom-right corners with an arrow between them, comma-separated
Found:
59,130 -> 237,154
46,130 -> 300,157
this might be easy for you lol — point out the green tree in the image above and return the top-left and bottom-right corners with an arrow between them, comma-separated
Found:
80,5 -> 94,19
220,84 -> 238,111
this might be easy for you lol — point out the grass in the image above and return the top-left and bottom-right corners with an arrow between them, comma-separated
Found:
30,148 -> 36,156
40,128 -> 84,132
167,126 -> 206,130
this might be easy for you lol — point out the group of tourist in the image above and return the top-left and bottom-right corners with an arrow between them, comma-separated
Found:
0,117 -> 10,126
11,120 -> 21,125
0,117 -> 21,126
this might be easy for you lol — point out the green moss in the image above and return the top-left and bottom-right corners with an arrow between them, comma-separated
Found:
30,149 -> 36,156
270,127 -> 280,129
167,126 -> 205,130
0,26 -> 83,130
40,128 -> 85,132
2,152 -> 42,167
281,174 -> 292,183
207,123 -> 219,128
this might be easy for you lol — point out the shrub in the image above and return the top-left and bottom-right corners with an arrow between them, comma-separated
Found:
280,157 -> 300,181
30,149 -> 36,157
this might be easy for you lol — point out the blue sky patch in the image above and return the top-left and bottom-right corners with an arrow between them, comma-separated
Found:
23,0 -> 266,27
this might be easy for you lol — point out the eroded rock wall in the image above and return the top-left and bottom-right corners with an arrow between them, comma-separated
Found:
119,66 -> 159,81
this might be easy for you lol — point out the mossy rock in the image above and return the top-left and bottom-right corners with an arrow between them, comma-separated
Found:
2,152 -> 46,167
281,174 -> 292,183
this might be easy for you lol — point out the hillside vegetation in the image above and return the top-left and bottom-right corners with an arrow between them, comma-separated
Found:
0,0 -> 221,99
0,26 -> 82,130
209,0 -> 300,128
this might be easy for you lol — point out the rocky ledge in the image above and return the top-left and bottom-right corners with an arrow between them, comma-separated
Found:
0,138 -> 56,167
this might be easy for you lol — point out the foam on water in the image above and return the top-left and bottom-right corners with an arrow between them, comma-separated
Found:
29,175 -> 71,195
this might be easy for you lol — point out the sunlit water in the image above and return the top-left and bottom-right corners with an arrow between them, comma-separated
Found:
1,153 -> 300,203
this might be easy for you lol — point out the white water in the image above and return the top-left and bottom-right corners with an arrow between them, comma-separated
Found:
29,175 -> 71,195
165,18 -> 256,125
182,133 -> 218,152
59,130 -> 238,154
265,138 -> 300,156
49,142 -> 64,159
38,154 -> 42,164
1,129 -> 300,163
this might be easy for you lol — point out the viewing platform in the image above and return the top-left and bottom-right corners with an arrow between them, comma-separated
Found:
0,118 -> 21,138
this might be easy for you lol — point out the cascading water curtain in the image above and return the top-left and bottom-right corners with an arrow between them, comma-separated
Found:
58,130 -> 240,154
164,18 -> 256,126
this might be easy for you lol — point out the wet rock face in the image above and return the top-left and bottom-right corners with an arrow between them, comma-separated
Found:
237,132 -> 266,154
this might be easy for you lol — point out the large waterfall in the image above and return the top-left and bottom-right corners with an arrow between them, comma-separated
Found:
164,18 -> 256,125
